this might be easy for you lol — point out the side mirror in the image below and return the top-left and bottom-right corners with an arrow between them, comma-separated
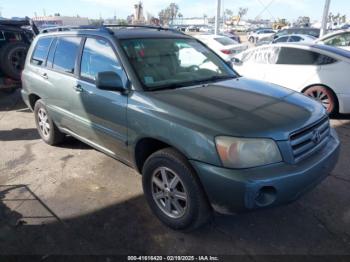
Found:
96,71 -> 126,92
231,58 -> 243,66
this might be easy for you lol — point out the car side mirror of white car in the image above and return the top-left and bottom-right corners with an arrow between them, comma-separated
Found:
231,58 -> 243,66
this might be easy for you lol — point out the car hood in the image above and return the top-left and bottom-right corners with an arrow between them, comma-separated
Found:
138,77 -> 326,141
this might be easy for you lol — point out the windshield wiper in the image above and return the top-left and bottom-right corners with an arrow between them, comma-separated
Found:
147,75 -> 237,92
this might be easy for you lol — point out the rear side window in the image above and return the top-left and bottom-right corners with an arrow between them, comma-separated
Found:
80,38 -> 123,81
52,37 -> 81,74
276,47 -> 337,65
31,37 -> 53,66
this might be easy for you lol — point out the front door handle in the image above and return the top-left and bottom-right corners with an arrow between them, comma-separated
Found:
41,73 -> 48,80
74,84 -> 84,93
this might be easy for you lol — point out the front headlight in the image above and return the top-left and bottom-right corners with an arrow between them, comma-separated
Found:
215,137 -> 282,169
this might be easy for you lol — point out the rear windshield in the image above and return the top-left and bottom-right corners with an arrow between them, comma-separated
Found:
214,37 -> 237,46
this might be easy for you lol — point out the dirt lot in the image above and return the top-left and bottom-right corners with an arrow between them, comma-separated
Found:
0,90 -> 350,256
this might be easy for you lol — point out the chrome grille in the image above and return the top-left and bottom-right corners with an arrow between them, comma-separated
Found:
290,117 -> 331,163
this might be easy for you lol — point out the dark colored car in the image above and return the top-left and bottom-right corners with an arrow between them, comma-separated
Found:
21,25 -> 340,230
223,30 -> 241,43
0,18 -> 38,92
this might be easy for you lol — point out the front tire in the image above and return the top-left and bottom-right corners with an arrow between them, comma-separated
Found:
34,99 -> 65,145
142,148 -> 211,231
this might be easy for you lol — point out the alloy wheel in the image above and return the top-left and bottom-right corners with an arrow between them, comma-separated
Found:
151,167 -> 188,219
37,108 -> 50,138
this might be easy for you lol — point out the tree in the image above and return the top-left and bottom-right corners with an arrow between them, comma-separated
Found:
169,3 -> 179,24
224,9 -> 233,19
158,3 -> 179,25
237,7 -> 248,24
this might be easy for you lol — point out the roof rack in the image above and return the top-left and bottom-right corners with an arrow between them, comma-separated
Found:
40,24 -> 186,36
102,24 -> 186,35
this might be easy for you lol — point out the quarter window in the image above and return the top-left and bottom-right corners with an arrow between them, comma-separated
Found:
52,37 -> 81,74
80,38 -> 123,81
276,47 -> 337,65
31,37 -> 53,66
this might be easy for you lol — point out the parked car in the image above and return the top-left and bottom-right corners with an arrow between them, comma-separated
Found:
22,26 -> 340,230
0,18 -> 38,92
248,29 -> 275,43
223,29 -> 241,43
316,30 -> 350,51
234,43 -> 350,115
274,28 -> 320,39
272,34 -> 316,44
194,34 -> 248,61
185,25 -> 199,32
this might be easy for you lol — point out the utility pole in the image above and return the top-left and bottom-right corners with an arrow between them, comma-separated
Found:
215,0 -> 221,35
320,0 -> 331,37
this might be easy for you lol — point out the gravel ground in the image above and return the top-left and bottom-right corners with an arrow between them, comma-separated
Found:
0,90 -> 349,257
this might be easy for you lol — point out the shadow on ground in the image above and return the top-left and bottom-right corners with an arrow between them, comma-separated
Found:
1,182 -> 350,256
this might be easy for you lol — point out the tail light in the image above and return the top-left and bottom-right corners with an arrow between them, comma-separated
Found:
221,49 -> 232,55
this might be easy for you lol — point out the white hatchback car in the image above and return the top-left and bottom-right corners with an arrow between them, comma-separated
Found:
194,34 -> 248,62
234,43 -> 350,114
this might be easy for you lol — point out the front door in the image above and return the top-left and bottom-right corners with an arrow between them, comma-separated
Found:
70,37 -> 129,159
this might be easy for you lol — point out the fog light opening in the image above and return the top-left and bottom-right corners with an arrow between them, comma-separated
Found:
255,186 -> 277,207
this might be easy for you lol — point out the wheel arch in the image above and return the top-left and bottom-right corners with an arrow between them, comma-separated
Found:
133,137 -> 190,175
28,93 -> 41,111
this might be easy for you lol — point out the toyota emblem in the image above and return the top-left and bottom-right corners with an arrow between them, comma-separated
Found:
312,129 -> 322,144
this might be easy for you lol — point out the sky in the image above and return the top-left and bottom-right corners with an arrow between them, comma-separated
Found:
0,0 -> 349,22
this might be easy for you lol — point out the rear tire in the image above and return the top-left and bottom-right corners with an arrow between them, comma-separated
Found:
34,99 -> 65,145
303,85 -> 338,116
0,42 -> 29,80
142,148 -> 211,231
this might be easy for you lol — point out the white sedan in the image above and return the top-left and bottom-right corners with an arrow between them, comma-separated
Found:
234,43 -> 350,115
194,34 -> 248,62
272,34 -> 316,44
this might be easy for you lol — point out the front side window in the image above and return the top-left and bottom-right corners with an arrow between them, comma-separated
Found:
52,37 -> 81,74
80,38 -> 123,81
324,33 -> 350,47
121,38 -> 236,91
31,37 -> 53,66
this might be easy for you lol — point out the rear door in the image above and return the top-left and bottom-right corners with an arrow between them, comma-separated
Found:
71,36 -> 128,158
43,36 -> 83,129
263,47 -> 321,91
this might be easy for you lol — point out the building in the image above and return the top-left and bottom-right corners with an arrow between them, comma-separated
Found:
32,15 -> 90,29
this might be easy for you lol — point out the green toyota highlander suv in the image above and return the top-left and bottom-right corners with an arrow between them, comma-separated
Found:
21,25 -> 340,230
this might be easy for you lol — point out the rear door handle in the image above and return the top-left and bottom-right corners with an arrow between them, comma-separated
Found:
41,73 -> 48,80
74,84 -> 84,93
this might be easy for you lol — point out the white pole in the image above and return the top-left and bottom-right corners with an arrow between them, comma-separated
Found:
320,0 -> 331,37
215,0 -> 221,35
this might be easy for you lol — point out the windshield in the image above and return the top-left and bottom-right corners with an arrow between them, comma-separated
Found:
120,38 -> 237,91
